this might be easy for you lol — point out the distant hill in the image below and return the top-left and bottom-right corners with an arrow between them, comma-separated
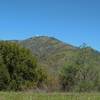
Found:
1,36 -> 100,91
4,36 -> 100,76
19,36 -> 77,74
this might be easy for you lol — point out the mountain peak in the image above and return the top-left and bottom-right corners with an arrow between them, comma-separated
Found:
25,36 -> 60,42
20,36 -> 76,73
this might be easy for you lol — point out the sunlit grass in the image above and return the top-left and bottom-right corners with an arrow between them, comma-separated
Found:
0,92 -> 100,100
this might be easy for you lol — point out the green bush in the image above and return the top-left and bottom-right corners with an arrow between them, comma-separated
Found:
59,45 -> 100,92
0,41 -> 47,91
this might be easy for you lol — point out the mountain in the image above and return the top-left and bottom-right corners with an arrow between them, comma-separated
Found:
6,36 -> 100,76
19,36 -> 77,74
1,36 -> 100,91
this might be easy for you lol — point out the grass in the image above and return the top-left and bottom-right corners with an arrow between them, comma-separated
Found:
0,92 -> 100,100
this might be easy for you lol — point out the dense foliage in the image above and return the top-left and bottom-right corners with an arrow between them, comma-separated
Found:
59,45 -> 100,92
0,41 -> 47,91
0,37 -> 100,92
20,36 -> 76,91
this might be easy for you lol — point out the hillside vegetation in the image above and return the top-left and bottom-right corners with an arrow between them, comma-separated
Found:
20,36 -> 76,74
0,41 -> 47,91
0,36 -> 100,92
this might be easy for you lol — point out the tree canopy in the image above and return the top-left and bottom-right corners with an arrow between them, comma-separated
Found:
59,45 -> 100,92
0,41 -> 47,91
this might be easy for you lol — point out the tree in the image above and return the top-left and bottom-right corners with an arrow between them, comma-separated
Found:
0,41 -> 47,91
59,63 -> 78,91
59,44 -> 100,92
0,55 -> 10,90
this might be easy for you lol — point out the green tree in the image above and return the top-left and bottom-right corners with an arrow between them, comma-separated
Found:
59,63 -> 78,91
59,44 -> 100,92
0,55 -> 10,90
0,41 -> 47,91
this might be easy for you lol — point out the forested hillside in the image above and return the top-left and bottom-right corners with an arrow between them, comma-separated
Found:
20,36 -> 77,74
0,36 -> 100,92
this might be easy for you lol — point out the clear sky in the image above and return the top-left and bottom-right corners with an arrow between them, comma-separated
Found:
0,0 -> 100,50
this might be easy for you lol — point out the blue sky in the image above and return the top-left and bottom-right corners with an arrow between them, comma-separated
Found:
0,0 -> 100,50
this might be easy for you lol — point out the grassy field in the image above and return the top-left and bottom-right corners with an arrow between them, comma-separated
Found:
0,92 -> 100,100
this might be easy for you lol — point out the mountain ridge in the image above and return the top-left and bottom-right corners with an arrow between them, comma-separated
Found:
2,36 -> 99,75
19,36 -> 77,74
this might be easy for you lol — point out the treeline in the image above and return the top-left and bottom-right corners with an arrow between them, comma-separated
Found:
59,45 -> 100,92
0,42 -> 100,92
